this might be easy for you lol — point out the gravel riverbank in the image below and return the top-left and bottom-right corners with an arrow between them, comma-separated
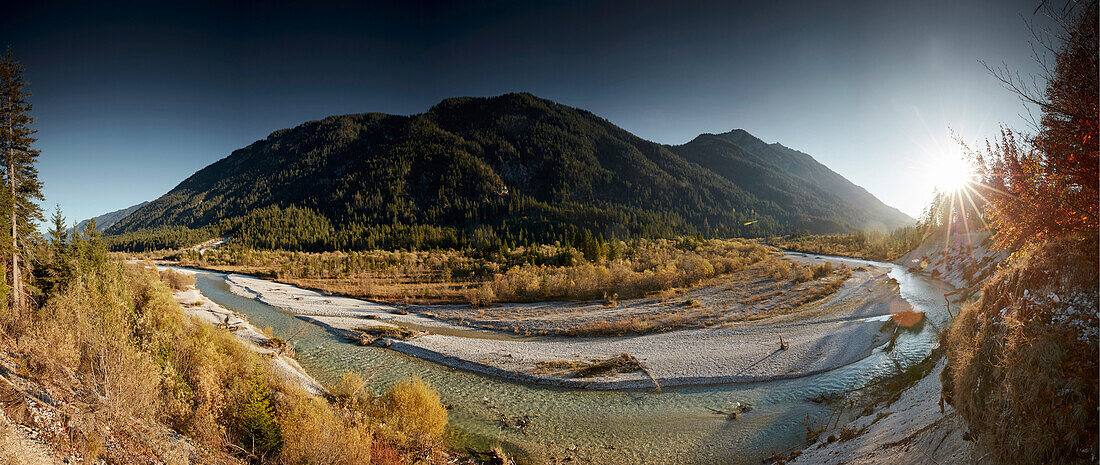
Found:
218,255 -> 913,389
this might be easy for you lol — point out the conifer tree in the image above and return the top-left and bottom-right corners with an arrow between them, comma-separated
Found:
41,205 -> 69,297
0,48 -> 44,319
47,204 -> 66,249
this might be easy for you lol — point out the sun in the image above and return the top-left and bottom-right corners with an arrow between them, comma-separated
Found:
931,154 -> 975,192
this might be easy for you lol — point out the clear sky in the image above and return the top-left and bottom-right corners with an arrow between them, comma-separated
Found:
2,0 -> 1048,226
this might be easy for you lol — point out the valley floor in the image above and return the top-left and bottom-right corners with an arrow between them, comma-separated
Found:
205,254 -> 914,389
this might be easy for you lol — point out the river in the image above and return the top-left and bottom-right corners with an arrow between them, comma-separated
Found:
181,253 -> 954,464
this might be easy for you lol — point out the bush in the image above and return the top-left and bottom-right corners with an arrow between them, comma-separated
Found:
330,372 -> 368,408
159,268 -> 196,290
465,282 -> 496,307
811,262 -> 833,279
22,241 -> 433,463
378,378 -> 447,447
276,386 -> 373,465
943,235 -> 1098,464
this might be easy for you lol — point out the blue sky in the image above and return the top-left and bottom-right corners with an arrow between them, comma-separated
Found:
3,0 -> 1047,226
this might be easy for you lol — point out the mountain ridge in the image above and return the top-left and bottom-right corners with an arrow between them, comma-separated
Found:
105,93 -> 911,251
72,201 -> 149,233
673,129 -> 912,230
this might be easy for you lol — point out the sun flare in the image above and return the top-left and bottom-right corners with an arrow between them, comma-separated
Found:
931,154 -> 975,192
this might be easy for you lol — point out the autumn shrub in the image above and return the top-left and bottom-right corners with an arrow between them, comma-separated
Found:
770,227 -> 928,262
23,237 -> 443,464
377,378 -> 448,448
790,264 -> 813,283
159,268 -> 196,290
331,372 -> 368,407
465,282 -> 496,307
276,385 -> 373,465
762,256 -> 791,281
34,259 -> 161,421
810,262 -> 833,279
490,238 -> 774,302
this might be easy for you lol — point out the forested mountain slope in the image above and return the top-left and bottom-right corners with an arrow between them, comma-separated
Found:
106,93 -> 911,251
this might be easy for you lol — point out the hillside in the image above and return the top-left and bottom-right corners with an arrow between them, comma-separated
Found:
672,130 -> 911,231
106,93 -> 911,251
73,201 -> 148,232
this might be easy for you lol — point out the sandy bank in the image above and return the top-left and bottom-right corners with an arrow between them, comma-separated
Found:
789,361 -> 980,465
216,255 -> 914,390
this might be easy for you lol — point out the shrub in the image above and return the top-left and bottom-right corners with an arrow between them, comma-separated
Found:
276,386 -> 373,465
810,262 -> 833,279
378,378 -> 447,447
159,268 -> 196,290
23,249 -> 422,464
331,372 -> 368,407
465,282 -> 496,307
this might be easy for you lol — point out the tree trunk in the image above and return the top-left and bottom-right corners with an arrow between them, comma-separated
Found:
7,95 -> 19,319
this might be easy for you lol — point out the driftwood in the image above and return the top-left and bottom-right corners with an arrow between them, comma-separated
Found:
216,314 -> 242,331
706,402 -> 753,420
225,441 -> 260,461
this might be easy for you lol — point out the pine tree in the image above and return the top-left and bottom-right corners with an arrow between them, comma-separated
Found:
239,369 -> 281,458
0,48 -> 44,320
47,204 -> 66,249
41,205 -> 70,297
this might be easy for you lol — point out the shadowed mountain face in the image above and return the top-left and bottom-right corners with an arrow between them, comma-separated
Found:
107,93 -> 911,250
671,129 -> 912,232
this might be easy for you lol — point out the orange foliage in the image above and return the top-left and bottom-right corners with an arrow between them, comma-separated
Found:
972,3 -> 1097,252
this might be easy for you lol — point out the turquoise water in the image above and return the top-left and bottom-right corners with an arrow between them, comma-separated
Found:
185,255 -> 953,464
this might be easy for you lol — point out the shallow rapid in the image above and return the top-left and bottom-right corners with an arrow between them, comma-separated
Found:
184,253 -> 954,464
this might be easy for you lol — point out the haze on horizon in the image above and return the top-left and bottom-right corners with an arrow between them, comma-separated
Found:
2,0 -> 1049,226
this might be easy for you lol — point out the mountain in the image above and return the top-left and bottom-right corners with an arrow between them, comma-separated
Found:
670,129 -> 912,231
106,93 -> 911,251
73,201 -> 149,233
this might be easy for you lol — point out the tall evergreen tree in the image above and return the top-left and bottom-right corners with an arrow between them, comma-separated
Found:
0,48 -> 44,319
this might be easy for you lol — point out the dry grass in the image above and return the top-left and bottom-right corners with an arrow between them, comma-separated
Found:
427,257 -> 857,337
942,234 -> 1098,465
553,311 -> 715,337
350,325 -> 420,342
